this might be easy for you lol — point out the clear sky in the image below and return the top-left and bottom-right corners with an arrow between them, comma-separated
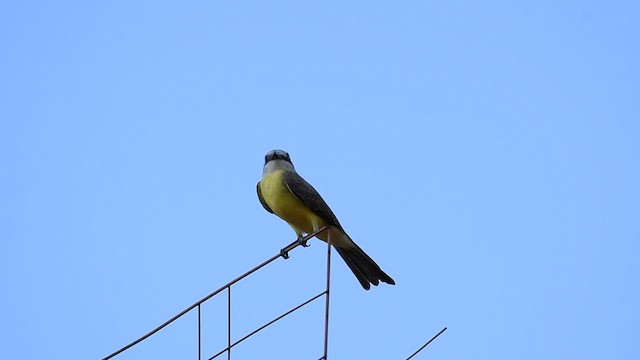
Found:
1,1 -> 638,359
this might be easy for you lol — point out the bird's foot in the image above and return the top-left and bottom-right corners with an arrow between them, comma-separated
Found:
297,236 -> 310,248
280,236 -> 310,259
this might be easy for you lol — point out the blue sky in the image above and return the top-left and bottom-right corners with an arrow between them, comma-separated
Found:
1,1 -> 638,359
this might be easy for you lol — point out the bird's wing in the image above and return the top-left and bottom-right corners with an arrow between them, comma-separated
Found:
282,171 -> 345,232
256,181 -> 274,214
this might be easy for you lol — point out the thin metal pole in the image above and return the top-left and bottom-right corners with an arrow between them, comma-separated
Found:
322,231 -> 332,359
198,304 -> 202,360
405,327 -> 448,360
227,287 -> 231,360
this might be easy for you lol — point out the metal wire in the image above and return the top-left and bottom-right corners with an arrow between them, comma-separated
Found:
405,327 -> 448,360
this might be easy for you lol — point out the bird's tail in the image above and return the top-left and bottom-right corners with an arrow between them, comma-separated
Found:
335,242 -> 395,290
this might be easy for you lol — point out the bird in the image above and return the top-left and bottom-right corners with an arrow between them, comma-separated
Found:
256,149 -> 395,290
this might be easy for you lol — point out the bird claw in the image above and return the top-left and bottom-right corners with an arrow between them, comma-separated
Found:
280,236 -> 310,259
297,236 -> 310,248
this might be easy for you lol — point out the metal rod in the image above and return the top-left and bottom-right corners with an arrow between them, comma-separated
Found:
227,287 -> 231,360
322,231 -> 332,359
208,291 -> 327,360
102,226 -> 329,360
198,304 -> 202,360
405,327 -> 448,360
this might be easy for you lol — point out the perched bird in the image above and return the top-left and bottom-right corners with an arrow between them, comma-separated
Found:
256,149 -> 395,290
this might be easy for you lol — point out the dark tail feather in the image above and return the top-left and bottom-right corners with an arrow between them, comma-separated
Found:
335,243 -> 395,290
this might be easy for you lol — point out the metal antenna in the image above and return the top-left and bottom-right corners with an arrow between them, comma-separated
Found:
102,226 -> 445,360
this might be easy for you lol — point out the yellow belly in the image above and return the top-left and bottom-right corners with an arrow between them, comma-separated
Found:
260,170 -> 326,235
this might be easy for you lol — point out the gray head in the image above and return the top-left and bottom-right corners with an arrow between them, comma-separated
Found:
263,149 -> 295,174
